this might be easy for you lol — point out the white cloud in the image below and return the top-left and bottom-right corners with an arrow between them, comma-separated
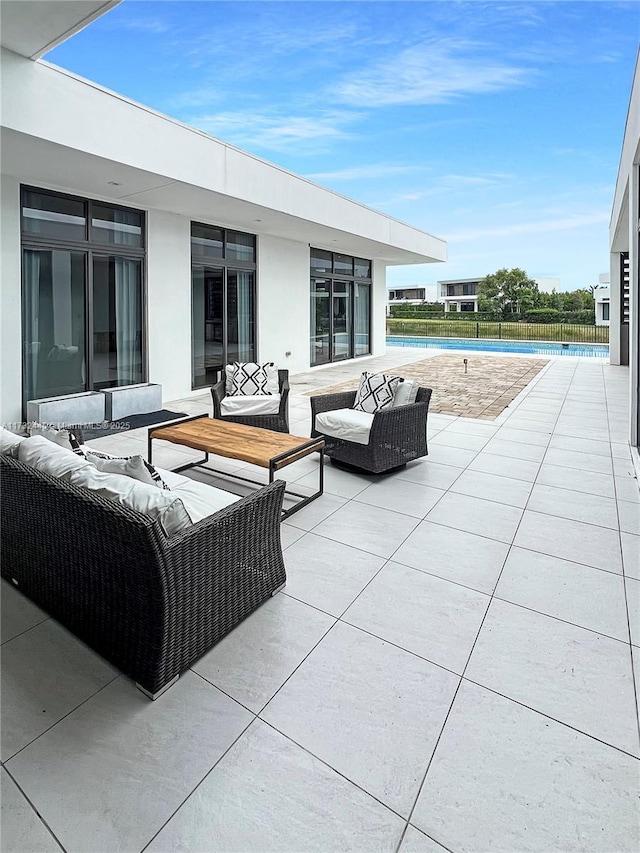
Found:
447,210 -> 610,242
333,39 -> 533,107
305,164 -> 422,181
189,110 -> 360,153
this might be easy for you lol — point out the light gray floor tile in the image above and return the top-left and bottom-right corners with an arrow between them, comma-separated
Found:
480,438 -> 546,463
536,463 -> 615,498
495,547 -> 630,641
495,427 -> 551,447
611,441 -> 633,459
554,423 -> 610,443
616,474 -> 640,503
621,532 -> 640,580
514,511 -> 623,573
191,595 -> 334,712
527,483 -> 619,530
1,769 -> 62,853
441,419 -> 498,438
283,492 -> 347,532
501,416 -> 557,434
425,492 -> 523,544
395,460 -> 463,490
429,431 -> 489,452
283,533 -> 385,616
450,468 -> 533,508
626,577 -> 639,647
262,622 -> 458,816
543,447 -> 613,474
343,561 -> 490,673
549,434 -> 613,456
1,581 -> 48,644
399,826 -> 450,853
504,409 -> 557,426
296,462 -> 374,499
468,452 -> 541,482
614,455 -> 638,477
618,500 -> 640,535
7,674 -> 253,853
313,501 -> 419,558
280,524 -> 306,549
412,681 -> 640,853
1,620 -> 118,761
355,479 -> 445,519
147,720 -> 404,853
393,521 -> 509,593
466,599 -> 639,755
422,444 -> 478,468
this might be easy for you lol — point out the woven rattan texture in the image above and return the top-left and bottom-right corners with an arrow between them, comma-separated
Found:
1,456 -> 286,696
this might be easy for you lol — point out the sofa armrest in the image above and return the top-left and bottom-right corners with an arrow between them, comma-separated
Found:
279,376 -> 290,418
311,389 -> 356,419
210,379 -> 226,418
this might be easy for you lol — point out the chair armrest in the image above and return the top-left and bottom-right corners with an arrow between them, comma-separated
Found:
279,376 -> 290,417
368,400 -> 430,443
210,379 -> 226,418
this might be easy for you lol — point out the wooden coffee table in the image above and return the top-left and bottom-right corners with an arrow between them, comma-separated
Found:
148,415 -> 324,519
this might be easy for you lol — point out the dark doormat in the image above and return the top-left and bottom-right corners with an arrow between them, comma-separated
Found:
78,410 -> 189,441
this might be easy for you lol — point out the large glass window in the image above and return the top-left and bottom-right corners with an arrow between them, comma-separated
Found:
191,223 -> 257,389
310,249 -> 371,366
21,187 -> 145,414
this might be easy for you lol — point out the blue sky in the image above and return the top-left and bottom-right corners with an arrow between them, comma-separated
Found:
47,0 -> 639,292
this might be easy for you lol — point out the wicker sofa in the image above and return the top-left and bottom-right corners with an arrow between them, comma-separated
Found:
311,386 -> 433,474
0,453 -> 286,699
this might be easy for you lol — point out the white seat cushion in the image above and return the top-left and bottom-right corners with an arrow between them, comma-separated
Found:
315,408 -> 374,445
169,478 -> 240,524
220,393 -> 281,416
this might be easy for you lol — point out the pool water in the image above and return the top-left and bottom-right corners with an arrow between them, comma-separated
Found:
387,336 -> 609,358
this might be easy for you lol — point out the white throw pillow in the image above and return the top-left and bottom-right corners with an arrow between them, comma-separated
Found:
392,379 -> 420,407
67,466 -> 191,537
27,423 -> 80,451
0,426 -> 26,457
84,451 -> 170,489
18,435 -> 94,480
352,372 -> 403,414
226,362 -> 278,396
315,408 -> 374,445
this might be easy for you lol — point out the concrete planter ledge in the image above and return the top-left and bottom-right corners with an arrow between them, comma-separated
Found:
104,383 -> 163,421
27,391 -> 106,427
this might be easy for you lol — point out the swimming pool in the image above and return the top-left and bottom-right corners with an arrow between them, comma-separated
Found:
387,336 -> 610,358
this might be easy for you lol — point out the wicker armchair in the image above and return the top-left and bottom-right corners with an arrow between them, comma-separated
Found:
311,386 -> 432,474
211,369 -> 290,433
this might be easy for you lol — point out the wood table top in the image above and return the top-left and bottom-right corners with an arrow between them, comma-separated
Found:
150,416 -> 324,469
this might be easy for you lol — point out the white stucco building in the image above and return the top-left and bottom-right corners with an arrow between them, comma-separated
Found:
610,50 -> 639,462
0,1 -> 446,426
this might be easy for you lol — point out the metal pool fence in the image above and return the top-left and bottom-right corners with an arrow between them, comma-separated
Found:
386,319 -> 609,344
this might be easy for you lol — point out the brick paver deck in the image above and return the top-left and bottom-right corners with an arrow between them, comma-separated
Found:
306,354 -> 549,419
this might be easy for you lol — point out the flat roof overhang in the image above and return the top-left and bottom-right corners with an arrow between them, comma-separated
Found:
0,1 -> 121,59
1,50 -> 446,266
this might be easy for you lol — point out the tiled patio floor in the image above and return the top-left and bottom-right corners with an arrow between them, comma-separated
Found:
2,349 -> 639,852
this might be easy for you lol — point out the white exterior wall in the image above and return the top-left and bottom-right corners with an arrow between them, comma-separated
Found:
595,288 -> 611,326
0,174 -> 22,425
257,235 -> 310,375
371,260 -> 387,356
145,210 -> 192,402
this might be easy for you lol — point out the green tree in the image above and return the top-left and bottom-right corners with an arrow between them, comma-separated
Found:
477,268 -> 540,317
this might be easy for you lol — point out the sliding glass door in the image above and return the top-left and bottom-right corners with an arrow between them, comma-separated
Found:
310,250 -> 371,366
92,255 -> 143,389
191,223 -> 257,389
21,187 -> 146,414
